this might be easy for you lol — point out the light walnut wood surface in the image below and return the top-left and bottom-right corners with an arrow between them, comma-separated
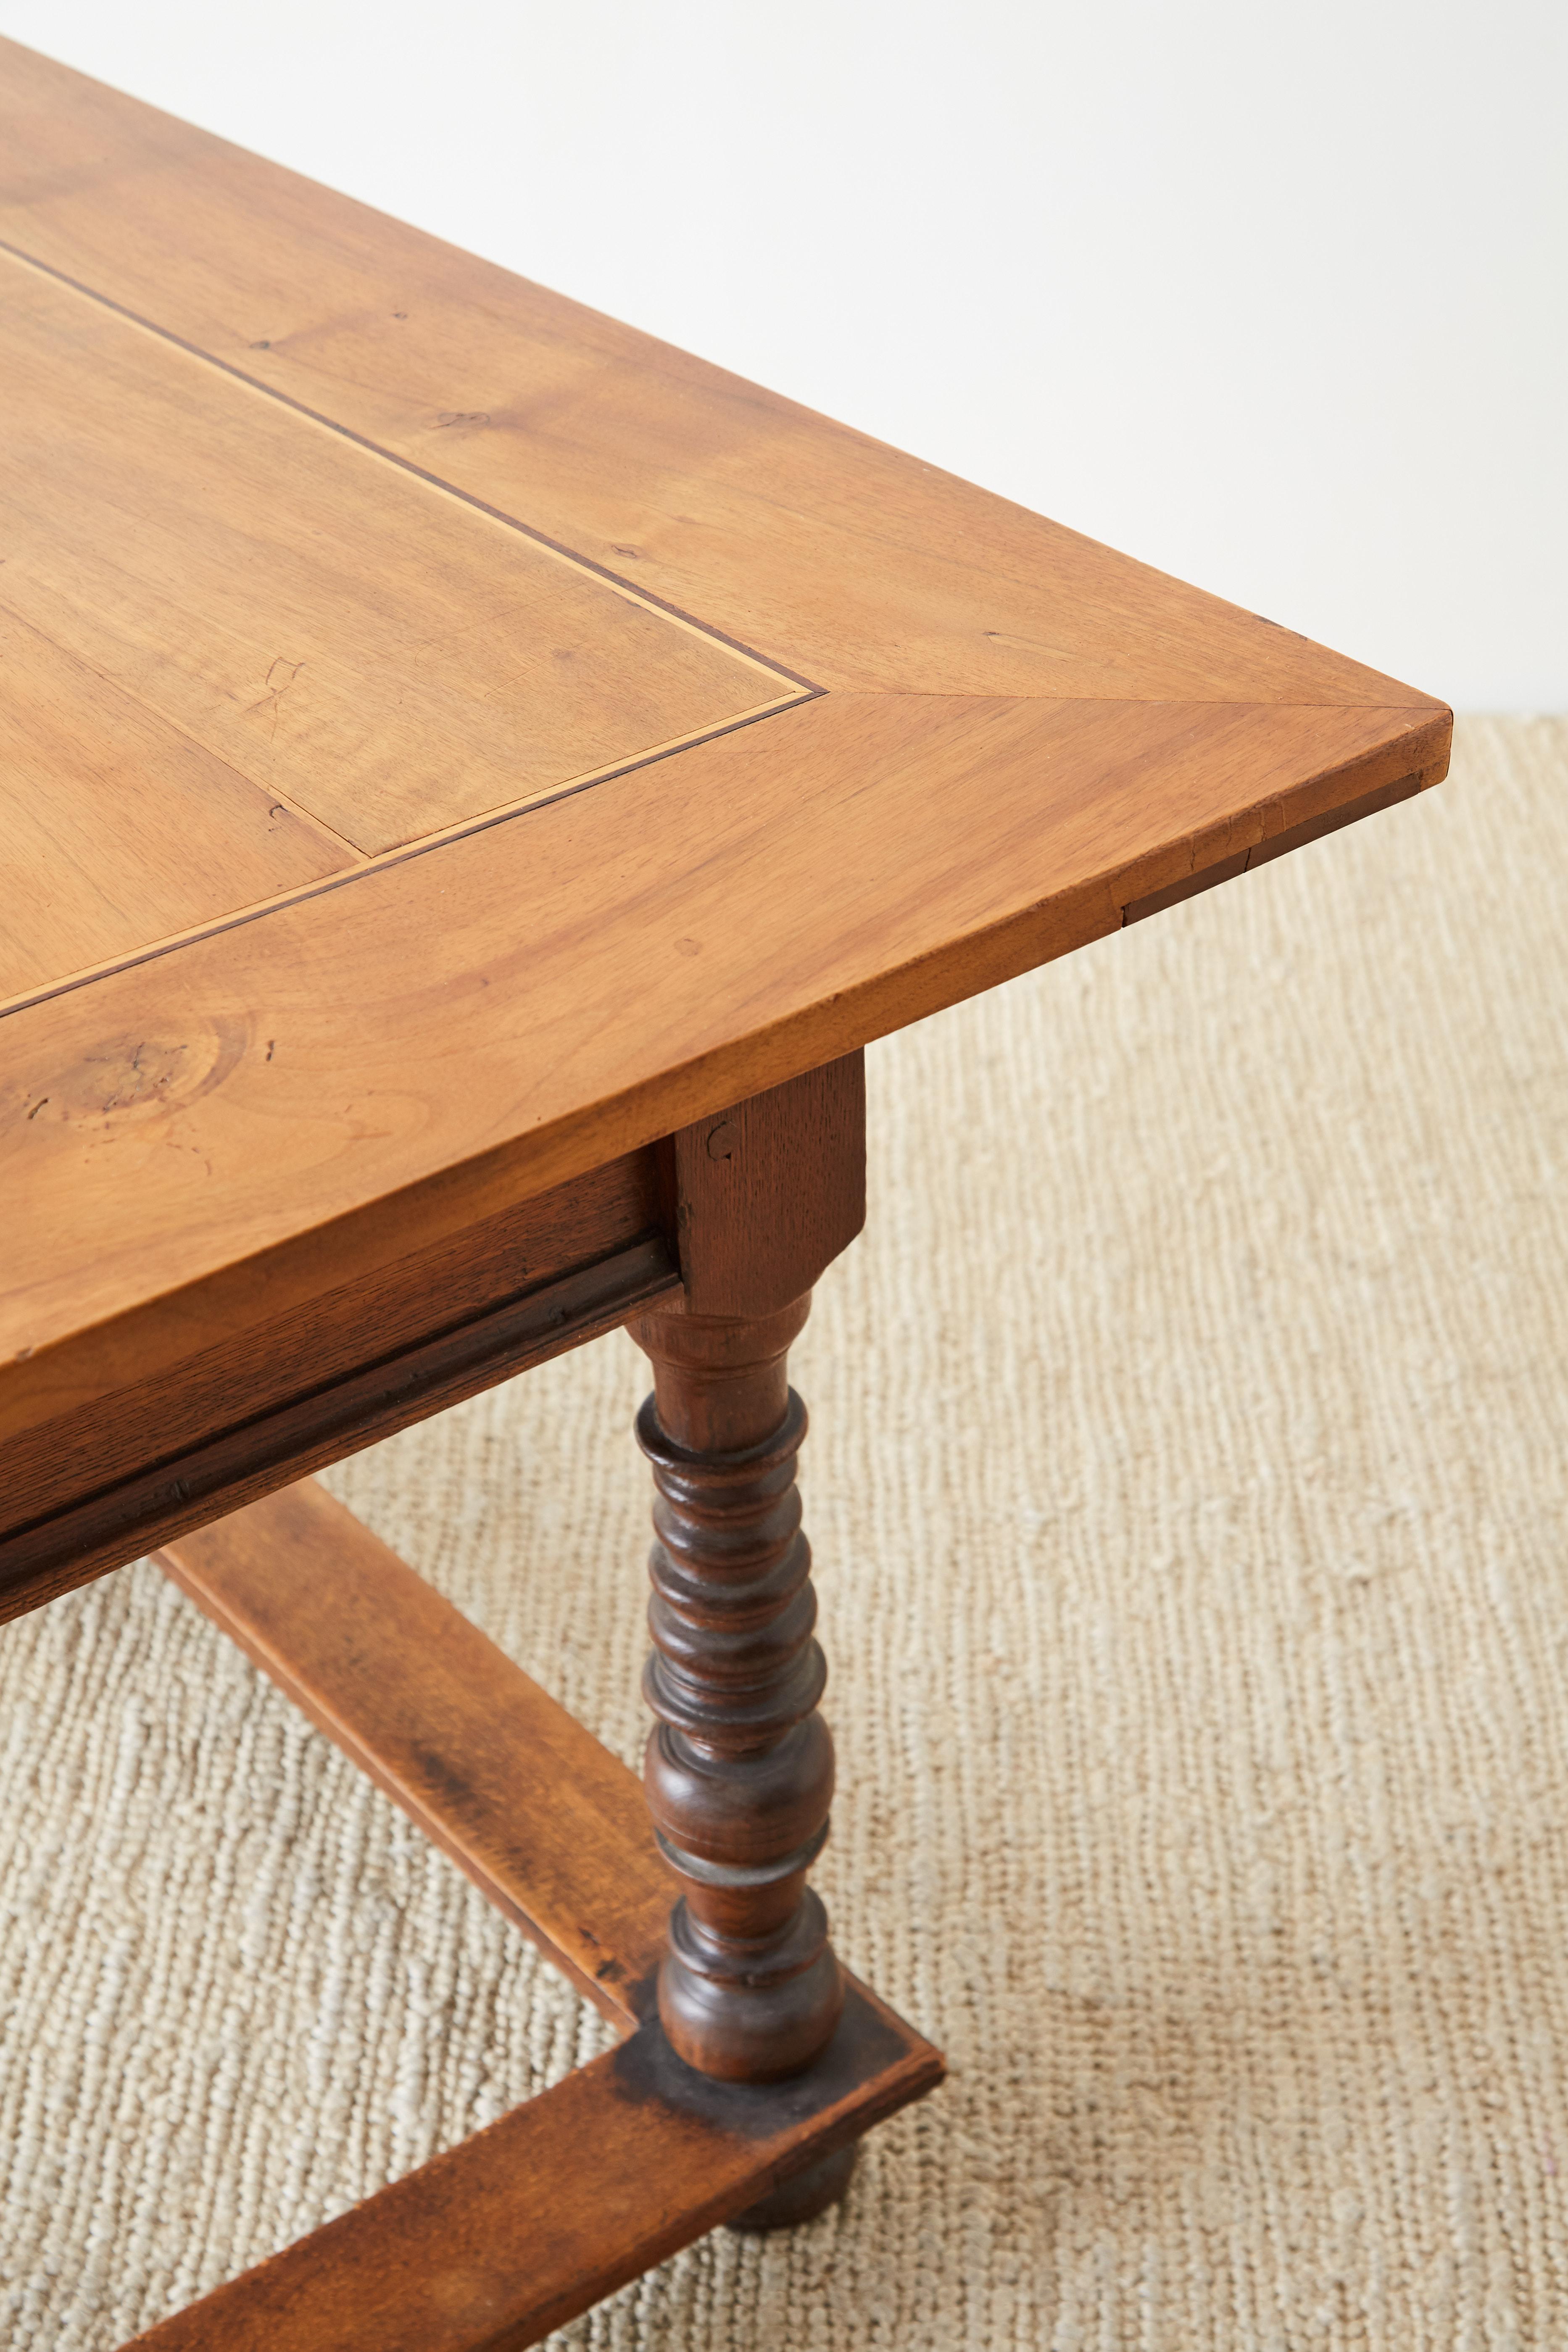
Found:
0,694 -> 1446,1420
0,239 -> 796,988
0,37 -> 1452,1516
0,41 -> 1434,710
0,602 -> 352,1000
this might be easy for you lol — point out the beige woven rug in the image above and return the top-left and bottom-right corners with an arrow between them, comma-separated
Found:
3,715 -> 1565,2349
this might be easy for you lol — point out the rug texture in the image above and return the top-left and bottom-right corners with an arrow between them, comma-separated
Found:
2,715 -> 1565,2349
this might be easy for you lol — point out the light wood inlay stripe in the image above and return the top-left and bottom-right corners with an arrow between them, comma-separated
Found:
0,241 -> 810,1001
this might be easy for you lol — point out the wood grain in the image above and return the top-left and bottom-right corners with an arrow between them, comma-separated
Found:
2,1146 -> 663,1532
0,604 -> 352,1000
155,1478 -> 673,2025
672,1052 -> 866,1320
1122,771 -> 1426,922
632,1298 -> 843,2083
0,37 -> 1442,711
124,1980 -> 942,2351
0,42 -> 1452,1617
140,1478 -> 941,2343
0,1233 -> 678,1622
0,695 -> 1448,1457
0,245 -> 794,908
0,1170 -> 680,1620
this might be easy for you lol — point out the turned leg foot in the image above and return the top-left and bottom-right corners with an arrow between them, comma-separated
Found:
727,2140 -> 859,2232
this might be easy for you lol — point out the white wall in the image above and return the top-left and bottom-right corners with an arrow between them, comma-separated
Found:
4,0 -> 1563,708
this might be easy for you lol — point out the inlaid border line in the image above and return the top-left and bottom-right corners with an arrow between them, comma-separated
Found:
0,235 -> 818,692
0,689 -> 813,1023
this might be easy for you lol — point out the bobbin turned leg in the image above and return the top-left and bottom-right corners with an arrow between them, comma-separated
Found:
628,1051 -> 868,2224
630,1296 -> 843,2086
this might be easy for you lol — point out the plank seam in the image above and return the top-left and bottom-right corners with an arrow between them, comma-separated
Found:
0,234 -> 819,693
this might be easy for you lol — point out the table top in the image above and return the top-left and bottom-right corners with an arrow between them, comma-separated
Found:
0,38 -> 1449,1457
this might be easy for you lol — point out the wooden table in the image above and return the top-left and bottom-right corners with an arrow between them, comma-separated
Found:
0,37 -> 1451,2347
